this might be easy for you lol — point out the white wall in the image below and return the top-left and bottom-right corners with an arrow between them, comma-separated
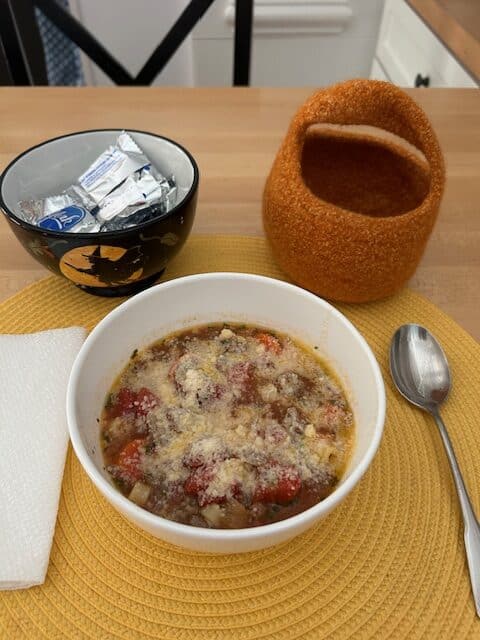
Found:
72,0 -> 384,87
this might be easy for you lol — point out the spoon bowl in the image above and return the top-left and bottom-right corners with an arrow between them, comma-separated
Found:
390,323 -> 450,411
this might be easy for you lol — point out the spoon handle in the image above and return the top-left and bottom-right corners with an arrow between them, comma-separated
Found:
432,409 -> 480,618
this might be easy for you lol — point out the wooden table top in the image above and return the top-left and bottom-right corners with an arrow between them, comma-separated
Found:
0,87 -> 478,340
407,0 -> 480,82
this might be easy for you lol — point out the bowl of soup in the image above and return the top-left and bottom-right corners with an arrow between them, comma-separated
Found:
67,273 -> 385,552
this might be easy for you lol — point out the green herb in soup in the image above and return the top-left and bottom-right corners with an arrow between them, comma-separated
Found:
100,324 -> 354,528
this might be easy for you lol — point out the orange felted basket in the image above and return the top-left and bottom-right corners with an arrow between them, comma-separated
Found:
263,79 -> 445,303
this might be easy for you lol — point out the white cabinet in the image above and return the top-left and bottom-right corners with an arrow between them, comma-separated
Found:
192,0 -> 385,86
371,0 -> 478,88
370,58 -> 388,81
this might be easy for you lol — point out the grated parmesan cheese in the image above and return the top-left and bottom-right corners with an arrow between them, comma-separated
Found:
103,324 -> 354,517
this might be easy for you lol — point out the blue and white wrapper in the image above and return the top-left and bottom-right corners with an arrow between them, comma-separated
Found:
38,205 -> 97,232
18,186 -> 100,232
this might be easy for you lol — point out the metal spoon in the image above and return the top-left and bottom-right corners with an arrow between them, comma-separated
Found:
390,324 -> 480,617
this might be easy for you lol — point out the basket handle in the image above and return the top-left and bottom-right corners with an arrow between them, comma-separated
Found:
290,80 -> 436,158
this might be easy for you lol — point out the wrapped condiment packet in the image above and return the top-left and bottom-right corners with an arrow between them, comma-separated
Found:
17,132 -> 178,233
100,206 -> 159,232
96,176 -> 146,223
38,206 -> 100,233
100,174 -> 177,231
100,203 -> 167,232
78,132 -> 150,205
19,186 -> 100,233
144,172 -> 177,209
96,166 -> 176,225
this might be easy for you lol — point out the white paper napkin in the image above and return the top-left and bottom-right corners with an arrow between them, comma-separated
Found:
0,327 -> 86,590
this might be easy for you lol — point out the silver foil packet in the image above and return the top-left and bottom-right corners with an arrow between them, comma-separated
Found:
17,132 -> 178,233
18,186 -> 100,232
100,176 -> 177,231
98,167 -> 177,230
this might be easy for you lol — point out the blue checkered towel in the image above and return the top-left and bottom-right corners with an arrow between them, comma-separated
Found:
35,0 -> 84,86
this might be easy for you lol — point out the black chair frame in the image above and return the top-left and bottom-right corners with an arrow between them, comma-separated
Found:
0,0 -> 253,86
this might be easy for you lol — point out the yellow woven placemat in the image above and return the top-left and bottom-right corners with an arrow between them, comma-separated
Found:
1,235 -> 479,640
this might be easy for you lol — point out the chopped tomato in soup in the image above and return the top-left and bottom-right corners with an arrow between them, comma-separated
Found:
101,324 -> 353,528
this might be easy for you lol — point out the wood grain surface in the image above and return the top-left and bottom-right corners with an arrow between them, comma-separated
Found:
0,87 -> 478,340
407,0 -> 480,82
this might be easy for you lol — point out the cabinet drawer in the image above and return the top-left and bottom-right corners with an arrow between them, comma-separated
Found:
376,0 -> 477,88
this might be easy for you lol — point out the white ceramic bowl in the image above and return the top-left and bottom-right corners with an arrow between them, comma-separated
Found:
67,273 -> 386,553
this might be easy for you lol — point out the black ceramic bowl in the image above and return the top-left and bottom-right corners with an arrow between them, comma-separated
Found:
0,129 -> 199,296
